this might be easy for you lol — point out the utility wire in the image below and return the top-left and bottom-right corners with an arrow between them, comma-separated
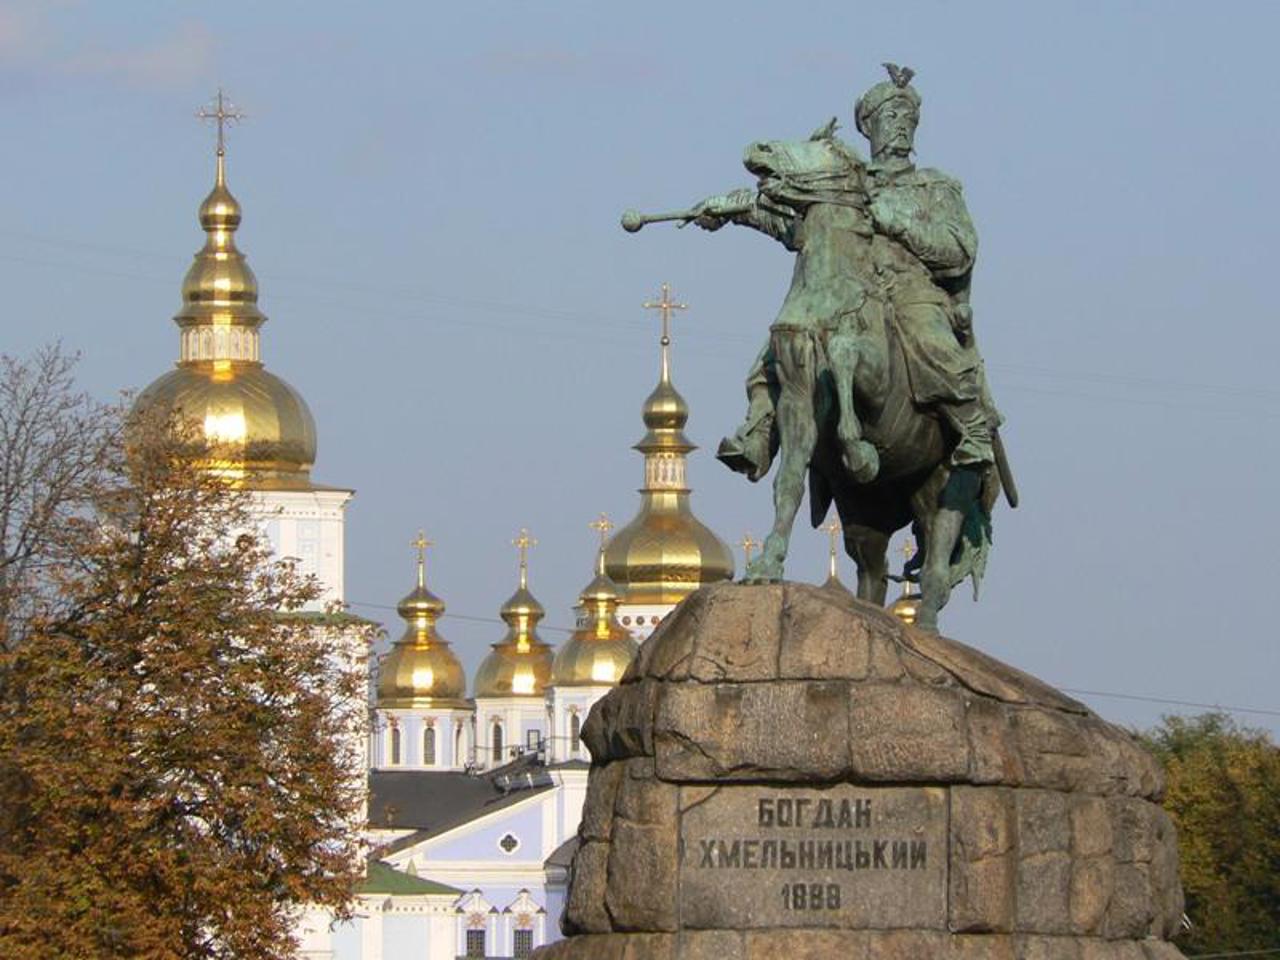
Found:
1061,687 -> 1280,719
347,599 -> 575,634
346,599 -> 1280,721
2,228 -> 1276,408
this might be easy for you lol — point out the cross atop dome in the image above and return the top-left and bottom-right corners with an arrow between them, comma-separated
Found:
643,282 -> 687,347
643,283 -> 687,382
512,528 -> 537,589
197,88 -> 246,158
824,518 -> 842,579
589,513 -> 615,548
411,530 -> 434,587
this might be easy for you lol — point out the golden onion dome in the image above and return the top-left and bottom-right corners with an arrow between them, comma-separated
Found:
887,538 -> 921,625
603,286 -> 733,605
604,507 -> 734,605
377,535 -> 467,707
132,140 -> 317,490
500,585 -> 545,622
552,532 -> 638,686
889,584 -> 921,625
474,530 -> 554,698
134,366 -> 317,483
639,378 -> 693,445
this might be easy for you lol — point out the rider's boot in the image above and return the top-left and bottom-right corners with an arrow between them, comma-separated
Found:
940,400 -> 994,469
717,384 -> 776,482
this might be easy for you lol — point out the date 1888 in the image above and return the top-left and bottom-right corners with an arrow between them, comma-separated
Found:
781,883 -> 841,910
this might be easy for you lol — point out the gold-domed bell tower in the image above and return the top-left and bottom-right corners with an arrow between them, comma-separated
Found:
134,90 -> 352,608
549,515 -> 639,764
603,285 -> 734,638
373,533 -> 474,770
473,530 -> 554,769
136,91 -> 318,487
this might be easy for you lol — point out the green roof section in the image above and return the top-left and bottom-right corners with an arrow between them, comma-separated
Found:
358,860 -> 462,896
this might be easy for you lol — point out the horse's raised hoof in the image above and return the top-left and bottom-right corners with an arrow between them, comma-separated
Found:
842,440 -> 880,484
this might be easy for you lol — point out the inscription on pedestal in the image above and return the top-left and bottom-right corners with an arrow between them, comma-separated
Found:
679,785 -> 947,929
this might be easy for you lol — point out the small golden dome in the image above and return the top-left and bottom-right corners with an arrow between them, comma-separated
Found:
500,585 -> 545,622
603,286 -> 733,606
641,379 -> 692,438
133,138 -> 317,489
552,538 -> 638,686
474,530 -> 554,698
889,586 -> 920,625
887,538 -> 921,625
199,170 -> 242,231
179,154 -> 265,330
398,582 -> 445,620
377,535 -> 466,706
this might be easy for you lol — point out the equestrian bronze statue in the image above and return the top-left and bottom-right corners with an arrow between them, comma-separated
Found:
621,65 -> 1016,631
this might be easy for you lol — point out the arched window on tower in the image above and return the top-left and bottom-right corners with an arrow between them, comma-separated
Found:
492,721 -> 504,764
423,725 -> 436,766
569,711 -> 581,755
455,724 -> 465,766
390,725 -> 401,766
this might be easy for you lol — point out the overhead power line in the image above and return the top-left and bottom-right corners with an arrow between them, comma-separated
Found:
1059,687 -> 1280,719
1,227 -> 1276,410
347,598 -> 1279,721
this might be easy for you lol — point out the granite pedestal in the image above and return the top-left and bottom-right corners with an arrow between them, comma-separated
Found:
533,582 -> 1186,960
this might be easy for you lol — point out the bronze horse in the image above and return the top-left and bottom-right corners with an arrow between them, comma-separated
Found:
630,127 -> 1008,630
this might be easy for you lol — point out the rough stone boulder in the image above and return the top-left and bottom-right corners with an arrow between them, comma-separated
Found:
533,582 -> 1187,960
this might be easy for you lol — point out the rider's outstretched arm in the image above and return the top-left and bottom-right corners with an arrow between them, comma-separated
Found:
693,188 -> 799,251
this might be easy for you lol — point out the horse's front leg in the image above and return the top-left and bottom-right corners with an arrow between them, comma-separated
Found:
826,309 -> 884,483
747,335 -> 817,582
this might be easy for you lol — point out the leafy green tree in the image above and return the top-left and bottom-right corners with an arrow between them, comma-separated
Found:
1143,713 -> 1280,952
0,352 -> 373,960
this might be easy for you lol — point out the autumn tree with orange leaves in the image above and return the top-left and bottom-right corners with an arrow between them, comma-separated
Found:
0,347 -> 372,960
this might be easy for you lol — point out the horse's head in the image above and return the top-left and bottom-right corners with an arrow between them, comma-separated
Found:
742,123 -> 865,207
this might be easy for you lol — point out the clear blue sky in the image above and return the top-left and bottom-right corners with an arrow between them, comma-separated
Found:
2,1 -> 1277,735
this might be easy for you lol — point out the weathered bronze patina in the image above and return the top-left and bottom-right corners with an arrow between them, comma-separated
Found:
621,65 -> 1016,630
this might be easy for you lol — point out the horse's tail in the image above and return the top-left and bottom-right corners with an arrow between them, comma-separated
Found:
950,479 -> 994,601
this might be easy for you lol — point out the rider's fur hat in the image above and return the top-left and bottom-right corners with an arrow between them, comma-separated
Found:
855,63 -> 921,137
